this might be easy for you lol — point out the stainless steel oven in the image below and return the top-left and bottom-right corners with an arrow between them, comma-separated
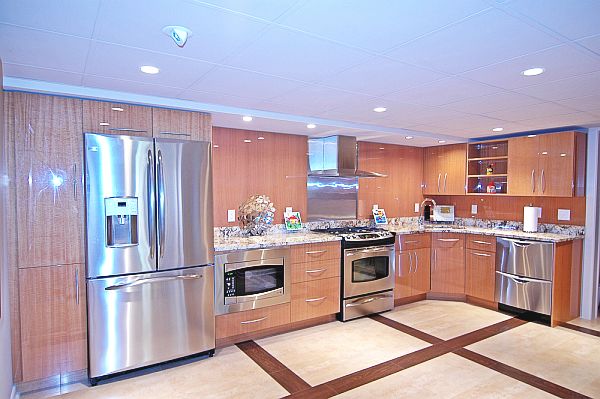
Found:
215,247 -> 290,315
344,245 -> 395,298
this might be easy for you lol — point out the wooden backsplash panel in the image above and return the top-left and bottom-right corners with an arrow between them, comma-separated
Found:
358,142 -> 423,219
212,127 -> 307,227
431,195 -> 586,225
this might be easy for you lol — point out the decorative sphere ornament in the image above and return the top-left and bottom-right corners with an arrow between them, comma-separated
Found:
238,195 -> 276,236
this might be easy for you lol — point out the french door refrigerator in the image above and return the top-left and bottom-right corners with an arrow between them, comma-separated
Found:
84,133 -> 214,383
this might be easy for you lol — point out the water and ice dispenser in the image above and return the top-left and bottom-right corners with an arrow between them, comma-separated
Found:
105,197 -> 139,247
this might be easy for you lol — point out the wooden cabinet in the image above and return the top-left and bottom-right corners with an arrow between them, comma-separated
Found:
431,233 -> 465,294
291,277 -> 340,322
19,264 -> 87,381
290,241 -> 340,263
395,234 -> 430,299
291,257 -> 340,284
215,303 -> 291,340
465,235 -> 496,302
11,93 -> 85,268
508,131 -> 586,197
152,108 -> 211,141
83,100 -> 152,137
423,144 -> 467,195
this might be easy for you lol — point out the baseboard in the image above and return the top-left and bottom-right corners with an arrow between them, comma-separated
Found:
426,292 -> 467,301
466,295 -> 498,311
394,294 -> 426,307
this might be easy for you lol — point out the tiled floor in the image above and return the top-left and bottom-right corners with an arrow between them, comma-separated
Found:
21,300 -> 600,399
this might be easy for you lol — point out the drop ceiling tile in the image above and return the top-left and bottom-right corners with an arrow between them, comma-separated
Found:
556,95 -> 600,112
442,91 -> 542,114
460,44 -> 600,90
386,8 -> 561,74
189,67 -> 304,100
375,105 -> 473,127
3,63 -> 84,86
427,114 -> 508,131
178,88 -> 278,110
93,0 -> 270,63
0,0 -> 100,38
225,26 -> 371,82
383,77 -> 499,106
211,114 -> 312,136
318,57 -> 446,97
187,0 -> 301,21
82,75 -> 183,98
577,34 -> 600,55
483,101 -> 577,122
514,70 -> 600,101
504,0 -> 600,40
85,42 -> 214,88
518,111 -> 600,128
268,84 -> 374,115
0,24 -> 90,73
277,0 -> 490,52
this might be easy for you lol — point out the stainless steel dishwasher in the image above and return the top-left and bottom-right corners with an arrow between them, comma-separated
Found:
495,237 -> 554,315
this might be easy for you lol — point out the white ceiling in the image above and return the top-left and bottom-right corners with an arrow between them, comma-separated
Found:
1,0 -> 600,145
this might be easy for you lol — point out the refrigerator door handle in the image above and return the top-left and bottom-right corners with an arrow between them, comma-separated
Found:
104,274 -> 201,290
157,149 -> 166,258
147,150 -> 156,260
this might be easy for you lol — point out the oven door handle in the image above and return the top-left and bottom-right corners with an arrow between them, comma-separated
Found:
235,287 -> 283,300
346,247 -> 393,256
345,293 -> 392,307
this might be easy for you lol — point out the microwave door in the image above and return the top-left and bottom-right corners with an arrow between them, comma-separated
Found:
84,133 -> 156,278
154,139 -> 214,270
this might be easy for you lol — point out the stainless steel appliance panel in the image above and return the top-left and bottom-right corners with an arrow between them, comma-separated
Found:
343,244 -> 395,298
85,133 -> 156,278
496,237 -> 554,280
495,271 -> 552,315
155,139 -> 213,270
342,291 -> 394,321
307,176 -> 358,221
87,266 -> 215,378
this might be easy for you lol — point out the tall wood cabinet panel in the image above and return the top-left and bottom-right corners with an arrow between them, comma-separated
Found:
83,100 -> 152,137
152,108 -> 212,141
19,264 -> 86,381
12,93 -> 84,268
431,233 -> 465,294
423,144 -> 466,195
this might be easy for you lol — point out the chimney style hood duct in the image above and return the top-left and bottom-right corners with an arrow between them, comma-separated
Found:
308,135 -> 386,178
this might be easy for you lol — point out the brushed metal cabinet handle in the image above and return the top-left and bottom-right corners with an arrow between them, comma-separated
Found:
75,266 -> 79,305
72,163 -> 77,200
414,251 -> 419,273
437,238 -> 460,242
433,249 -> 437,271
531,169 -> 535,193
437,173 -> 441,192
108,127 -> 148,133
408,252 -> 413,274
404,240 -> 419,244
305,296 -> 326,303
472,252 -> 492,257
241,316 -> 268,325
541,168 -> 545,193
306,268 -> 326,274
444,173 -> 447,192
472,240 -> 492,245
305,250 -> 326,255
158,131 -> 191,137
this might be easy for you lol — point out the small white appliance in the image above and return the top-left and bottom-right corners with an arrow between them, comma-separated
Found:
432,205 -> 455,222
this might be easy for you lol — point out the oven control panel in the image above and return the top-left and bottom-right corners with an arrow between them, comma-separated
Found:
224,270 -> 236,297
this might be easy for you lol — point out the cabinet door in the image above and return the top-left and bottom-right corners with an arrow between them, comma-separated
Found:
291,277 -> 340,322
83,100 -> 152,137
442,144 -> 467,195
19,264 -> 86,381
422,146 -> 443,195
13,93 -> 84,268
431,234 -> 465,294
465,249 -> 495,302
538,132 -> 575,197
152,108 -> 212,141
394,251 -> 412,299
412,248 -> 431,295
508,136 -> 539,195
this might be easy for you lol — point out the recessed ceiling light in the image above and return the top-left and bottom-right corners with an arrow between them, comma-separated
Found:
405,136 -> 414,140
257,136 -> 265,140
522,67 -> 545,76
527,134 -> 537,138
242,116 -> 253,122
243,139 -> 252,143
438,140 -> 446,144
492,127 -> 504,132
306,123 -> 316,129
140,65 -> 160,74
373,107 -> 387,113
99,122 -> 110,126
112,107 -> 124,112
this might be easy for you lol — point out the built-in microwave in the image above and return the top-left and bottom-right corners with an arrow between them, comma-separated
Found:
215,247 -> 290,315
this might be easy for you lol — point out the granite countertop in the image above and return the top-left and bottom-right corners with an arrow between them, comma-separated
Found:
214,231 -> 341,252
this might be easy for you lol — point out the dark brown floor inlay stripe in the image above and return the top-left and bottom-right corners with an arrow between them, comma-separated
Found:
560,323 -> 600,338
368,314 -> 443,344
442,317 -> 528,350
236,340 -> 311,394
455,348 -> 592,399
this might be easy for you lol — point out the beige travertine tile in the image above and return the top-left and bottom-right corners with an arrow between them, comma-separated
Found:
335,353 -> 553,399
468,322 -> 600,398
382,300 -> 511,339
57,346 -> 287,399
568,316 -> 600,332
256,318 -> 430,386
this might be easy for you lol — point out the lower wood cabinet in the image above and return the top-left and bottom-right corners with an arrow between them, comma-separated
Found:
291,258 -> 340,283
215,303 -> 291,340
395,248 -> 430,298
19,264 -> 87,381
291,277 -> 340,322
465,249 -> 496,302
431,233 -> 465,294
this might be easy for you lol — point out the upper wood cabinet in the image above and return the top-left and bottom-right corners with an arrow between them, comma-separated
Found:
423,144 -> 467,195
508,131 -> 586,197
152,108 -> 212,141
83,100 -> 152,137
19,264 -> 87,381
10,93 -> 85,268
430,233 -> 465,294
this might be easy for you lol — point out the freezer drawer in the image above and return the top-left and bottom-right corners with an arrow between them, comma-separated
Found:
496,237 -> 554,280
495,271 -> 552,315
87,266 -> 215,378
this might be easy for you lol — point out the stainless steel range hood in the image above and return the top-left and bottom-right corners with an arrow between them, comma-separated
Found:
308,135 -> 386,178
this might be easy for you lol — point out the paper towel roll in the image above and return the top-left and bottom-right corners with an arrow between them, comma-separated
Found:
523,206 -> 538,232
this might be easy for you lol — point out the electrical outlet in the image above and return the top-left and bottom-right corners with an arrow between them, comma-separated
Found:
285,207 -> 293,215
537,207 -> 542,218
414,203 -> 419,213
557,209 -> 571,221
227,209 -> 236,222
471,204 -> 478,214
372,204 -> 378,210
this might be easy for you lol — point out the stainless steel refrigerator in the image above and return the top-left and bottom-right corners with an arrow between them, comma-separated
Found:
84,133 -> 215,383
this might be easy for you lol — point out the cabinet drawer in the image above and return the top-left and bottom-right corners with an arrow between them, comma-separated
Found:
215,303 -> 290,339
290,241 -> 340,264
291,277 -> 340,322
397,233 -> 431,251
432,233 -> 464,248
291,258 -> 340,284
466,235 -> 496,252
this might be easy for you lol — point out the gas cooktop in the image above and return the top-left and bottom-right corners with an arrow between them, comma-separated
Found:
312,226 -> 394,242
